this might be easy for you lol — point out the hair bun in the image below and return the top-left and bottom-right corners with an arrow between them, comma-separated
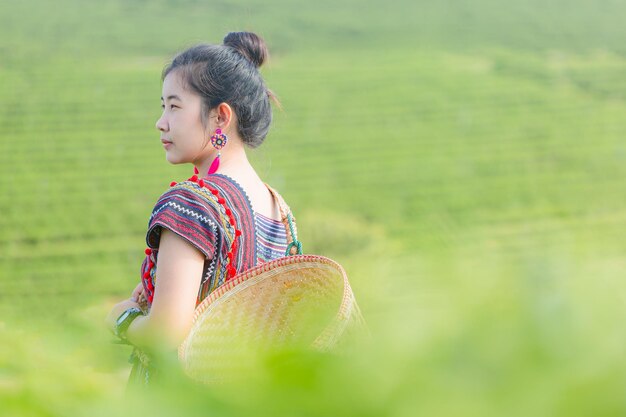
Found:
223,31 -> 268,68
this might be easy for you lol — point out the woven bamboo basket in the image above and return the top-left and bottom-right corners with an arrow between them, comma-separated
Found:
177,254 -> 367,385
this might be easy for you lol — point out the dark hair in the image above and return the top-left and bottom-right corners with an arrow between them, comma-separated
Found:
161,31 -> 279,148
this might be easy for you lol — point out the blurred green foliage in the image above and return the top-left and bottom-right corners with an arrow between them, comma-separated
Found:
1,0 -> 625,415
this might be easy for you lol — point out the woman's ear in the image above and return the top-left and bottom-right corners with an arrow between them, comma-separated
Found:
216,102 -> 234,130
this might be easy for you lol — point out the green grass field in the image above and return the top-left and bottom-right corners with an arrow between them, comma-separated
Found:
1,0 -> 625,415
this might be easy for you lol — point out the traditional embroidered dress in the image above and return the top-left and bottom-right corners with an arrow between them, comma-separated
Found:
127,173 -> 293,387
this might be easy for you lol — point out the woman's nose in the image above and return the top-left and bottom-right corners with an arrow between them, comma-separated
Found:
155,114 -> 168,131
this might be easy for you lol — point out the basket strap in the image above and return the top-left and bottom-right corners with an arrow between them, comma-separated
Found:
264,183 -> 303,256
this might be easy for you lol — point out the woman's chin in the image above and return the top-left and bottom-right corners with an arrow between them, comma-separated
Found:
165,153 -> 181,164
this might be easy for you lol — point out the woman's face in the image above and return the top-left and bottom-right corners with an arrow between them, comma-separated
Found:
156,71 -> 212,165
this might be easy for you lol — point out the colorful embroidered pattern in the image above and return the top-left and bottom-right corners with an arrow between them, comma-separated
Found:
255,212 -> 288,263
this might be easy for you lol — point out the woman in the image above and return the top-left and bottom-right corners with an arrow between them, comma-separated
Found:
105,31 -> 298,387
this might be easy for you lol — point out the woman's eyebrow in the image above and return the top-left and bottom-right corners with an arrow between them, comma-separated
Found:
161,94 -> 182,101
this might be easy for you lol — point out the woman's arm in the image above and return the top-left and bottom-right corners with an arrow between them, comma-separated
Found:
125,228 -> 206,352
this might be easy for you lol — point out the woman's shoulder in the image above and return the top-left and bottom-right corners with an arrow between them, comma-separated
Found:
202,174 -> 256,216
151,180 -> 221,218
148,176 -> 256,233
153,175 -> 258,272
146,181 -> 224,259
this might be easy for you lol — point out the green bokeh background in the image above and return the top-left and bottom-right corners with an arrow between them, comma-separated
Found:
1,0 -> 625,415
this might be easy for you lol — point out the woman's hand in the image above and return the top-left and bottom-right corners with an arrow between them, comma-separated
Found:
105,298 -> 142,336
131,282 -> 145,303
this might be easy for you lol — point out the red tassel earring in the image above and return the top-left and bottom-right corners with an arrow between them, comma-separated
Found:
208,128 -> 228,175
